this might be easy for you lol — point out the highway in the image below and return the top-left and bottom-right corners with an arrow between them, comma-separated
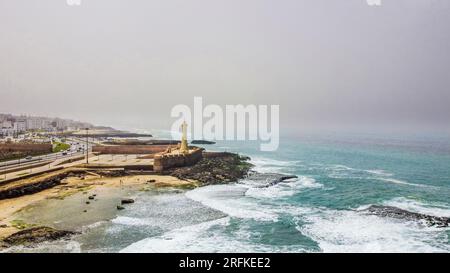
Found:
0,137 -> 94,170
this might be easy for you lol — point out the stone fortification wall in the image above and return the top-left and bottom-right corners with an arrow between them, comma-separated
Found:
92,145 -> 175,155
0,143 -> 52,153
153,148 -> 203,172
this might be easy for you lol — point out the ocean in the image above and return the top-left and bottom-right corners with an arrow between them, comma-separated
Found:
7,132 -> 450,253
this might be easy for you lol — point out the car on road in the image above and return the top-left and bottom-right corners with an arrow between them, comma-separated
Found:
25,156 -> 33,160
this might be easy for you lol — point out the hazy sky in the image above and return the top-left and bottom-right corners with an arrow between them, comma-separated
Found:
1,0 -> 449,135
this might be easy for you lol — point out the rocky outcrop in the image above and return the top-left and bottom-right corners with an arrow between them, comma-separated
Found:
246,173 -> 298,187
82,169 -> 129,177
0,175 -> 67,200
363,205 -> 450,228
2,227 -> 77,246
169,153 -> 253,185
121,198 -> 135,204
0,169 -> 129,200
191,140 -> 216,145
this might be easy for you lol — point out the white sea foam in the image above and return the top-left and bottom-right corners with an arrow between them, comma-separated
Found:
365,169 -> 393,176
251,157 -> 300,166
121,217 -> 231,253
331,164 -> 355,171
377,177 -> 436,189
250,157 -> 301,173
112,216 -> 155,227
297,208 -> 450,253
81,220 -> 108,232
245,176 -> 323,199
363,168 -> 433,188
325,164 -> 369,180
121,217 -> 305,253
325,164 -> 437,189
185,184 -> 279,221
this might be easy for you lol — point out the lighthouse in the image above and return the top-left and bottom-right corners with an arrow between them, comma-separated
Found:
180,121 -> 189,154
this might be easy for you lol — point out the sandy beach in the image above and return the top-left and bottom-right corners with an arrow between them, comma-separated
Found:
0,151 -> 251,251
0,173 -> 198,242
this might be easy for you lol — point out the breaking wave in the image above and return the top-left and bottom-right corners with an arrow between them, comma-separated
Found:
297,207 -> 450,253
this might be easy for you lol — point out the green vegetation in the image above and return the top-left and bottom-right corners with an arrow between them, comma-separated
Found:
53,142 -> 70,153
10,219 -> 36,230
176,183 -> 198,190
139,187 -> 151,192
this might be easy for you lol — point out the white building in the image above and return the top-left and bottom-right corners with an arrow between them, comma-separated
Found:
14,118 -> 27,132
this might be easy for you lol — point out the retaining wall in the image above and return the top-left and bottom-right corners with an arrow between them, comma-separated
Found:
153,148 -> 203,172
0,143 -> 52,153
92,145 -> 175,155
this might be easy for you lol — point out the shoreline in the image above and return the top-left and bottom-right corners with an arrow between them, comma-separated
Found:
0,173 -> 198,246
0,152 -> 252,250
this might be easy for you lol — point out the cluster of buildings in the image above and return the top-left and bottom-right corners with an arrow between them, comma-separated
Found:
0,113 -> 93,137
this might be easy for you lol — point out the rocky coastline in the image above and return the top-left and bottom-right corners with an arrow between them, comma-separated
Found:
1,227 -> 77,248
168,153 -> 253,185
2,149 -> 448,251
0,152 -> 255,249
362,205 -> 450,228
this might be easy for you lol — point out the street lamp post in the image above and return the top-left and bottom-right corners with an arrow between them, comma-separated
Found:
85,128 -> 89,164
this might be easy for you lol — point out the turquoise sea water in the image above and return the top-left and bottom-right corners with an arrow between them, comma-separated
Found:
120,133 -> 450,253
6,133 -> 450,253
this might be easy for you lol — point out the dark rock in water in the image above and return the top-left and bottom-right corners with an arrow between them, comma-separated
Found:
191,140 -> 216,145
0,224 -> 8,228
2,227 -> 77,245
117,205 -> 125,210
168,153 -> 298,187
88,196 -> 95,200
147,179 -> 156,183
169,153 -> 253,185
121,198 -> 135,204
363,205 -> 450,228
86,201 -> 90,205
246,173 -> 298,187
